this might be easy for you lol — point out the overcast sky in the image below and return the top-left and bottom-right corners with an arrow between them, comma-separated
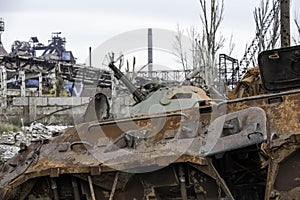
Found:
0,0 -> 299,68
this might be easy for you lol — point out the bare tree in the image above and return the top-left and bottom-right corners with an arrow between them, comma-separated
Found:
198,0 -> 225,62
173,25 -> 189,73
198,0 -> 225,85
187,26 -> 201,71
173,0 -> 225,86
293,14 -> 300,44
253,0 -> 280,52
227,34 -> 236,57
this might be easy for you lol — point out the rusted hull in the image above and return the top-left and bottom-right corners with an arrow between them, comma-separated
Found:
225,89 -> 300,199
0,89 -> 299,199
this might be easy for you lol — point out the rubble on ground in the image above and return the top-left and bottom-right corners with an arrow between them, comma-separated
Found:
0,122 -> 68,162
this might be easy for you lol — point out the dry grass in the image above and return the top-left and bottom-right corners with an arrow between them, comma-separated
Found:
0,122 -> 20,133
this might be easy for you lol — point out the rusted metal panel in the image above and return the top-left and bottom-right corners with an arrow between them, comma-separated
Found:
226,90 -> 300,137
201,107 -> 267,156
258,45 -> 300,91
225,89 -> 300,199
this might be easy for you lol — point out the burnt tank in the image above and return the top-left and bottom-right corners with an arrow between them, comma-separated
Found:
0,46 -> 300,200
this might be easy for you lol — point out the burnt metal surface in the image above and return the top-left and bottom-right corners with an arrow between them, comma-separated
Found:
274,149 -> 300,192
201,107 -> 267,156
0,47 -> 300,199
258,45 -> 300,91
225,88 -> 300,200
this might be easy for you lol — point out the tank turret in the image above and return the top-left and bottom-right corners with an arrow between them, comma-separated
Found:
108,61 -> 210,116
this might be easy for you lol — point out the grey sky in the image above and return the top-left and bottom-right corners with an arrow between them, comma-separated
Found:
0,0 -> 299,66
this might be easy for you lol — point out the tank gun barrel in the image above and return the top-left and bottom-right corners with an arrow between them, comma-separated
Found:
108,62 -> 145,103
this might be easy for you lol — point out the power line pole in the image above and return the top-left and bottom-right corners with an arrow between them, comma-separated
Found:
280,0 -> 290,47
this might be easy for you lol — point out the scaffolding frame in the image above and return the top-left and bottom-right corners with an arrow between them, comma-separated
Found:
218,54 -> 239,91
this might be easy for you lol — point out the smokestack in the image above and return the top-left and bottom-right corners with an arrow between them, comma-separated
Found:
148,28 -> 153,77
280,0 -> 290,47
89,46 -> 92,67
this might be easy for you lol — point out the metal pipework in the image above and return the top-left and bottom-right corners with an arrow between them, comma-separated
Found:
108,62 -> 145,103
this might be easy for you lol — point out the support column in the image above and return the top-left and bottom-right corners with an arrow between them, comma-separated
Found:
0,66 -> 7,107
38,72 -> 42,96
28,97 -> 37,123
19,70 -> 26,97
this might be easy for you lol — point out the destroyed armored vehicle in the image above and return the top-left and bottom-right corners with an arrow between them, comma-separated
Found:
0,46 -> 300,200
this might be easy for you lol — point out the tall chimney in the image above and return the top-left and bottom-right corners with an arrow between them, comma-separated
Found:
148,28 -> 153,77
89,46 -> 92,67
